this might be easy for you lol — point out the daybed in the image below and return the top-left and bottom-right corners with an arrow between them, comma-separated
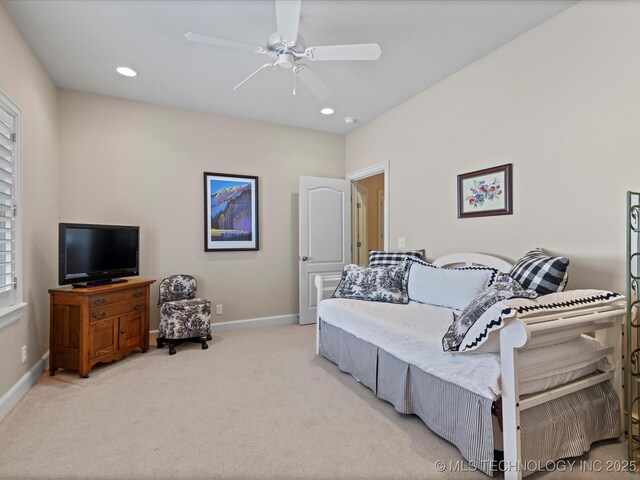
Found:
315,253 -> 625,479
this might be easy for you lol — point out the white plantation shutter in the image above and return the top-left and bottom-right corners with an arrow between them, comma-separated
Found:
0,98 -> 18,309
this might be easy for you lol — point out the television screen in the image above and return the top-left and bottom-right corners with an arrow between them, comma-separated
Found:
59,223 -> 139,286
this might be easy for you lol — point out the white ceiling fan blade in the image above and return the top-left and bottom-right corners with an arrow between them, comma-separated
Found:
306,43 -> 382,61
233,63 -> 274,91
295,66 -> 332,100
185,32 -> 265,53
275,0 -> 301,44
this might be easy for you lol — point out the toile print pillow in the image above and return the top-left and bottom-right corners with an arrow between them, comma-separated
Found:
442,275 -> 538,353
450,288 -> 624,354
332,262 -> 410,304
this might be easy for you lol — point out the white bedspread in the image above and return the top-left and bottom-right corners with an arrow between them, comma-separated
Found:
318,298 -> 614,400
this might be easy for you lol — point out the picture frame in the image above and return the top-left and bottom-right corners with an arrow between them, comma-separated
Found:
457,163 -> 512,218
203,172 -> 259,251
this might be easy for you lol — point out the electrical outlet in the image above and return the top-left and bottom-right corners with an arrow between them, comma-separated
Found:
397,237 -> 406,248
216,304 -> 223,315
21,346 -> 27,364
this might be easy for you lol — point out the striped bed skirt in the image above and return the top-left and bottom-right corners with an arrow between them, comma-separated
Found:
319,319 -> 622,477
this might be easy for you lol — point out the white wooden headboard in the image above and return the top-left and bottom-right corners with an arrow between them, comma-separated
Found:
433,253 -> 512,273
315,253 -> 513,309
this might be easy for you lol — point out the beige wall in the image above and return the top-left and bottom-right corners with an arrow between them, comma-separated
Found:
58,90 -> 344,328
346,1 -> 640,294
0,6 -> 58,397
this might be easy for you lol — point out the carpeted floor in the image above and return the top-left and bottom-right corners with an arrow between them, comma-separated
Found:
0,324 -> 630,480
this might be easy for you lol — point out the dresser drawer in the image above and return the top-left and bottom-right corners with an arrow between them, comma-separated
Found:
89,298 -> 146,322
89,287 -> 146,308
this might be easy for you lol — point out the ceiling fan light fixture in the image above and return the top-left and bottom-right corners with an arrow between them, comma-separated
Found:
320,107 -> 334,115
344,116 -> 357,124
116,66 -> 137,77
277,53 -> 295,69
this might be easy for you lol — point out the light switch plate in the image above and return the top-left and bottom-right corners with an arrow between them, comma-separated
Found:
397,237 -> 406,248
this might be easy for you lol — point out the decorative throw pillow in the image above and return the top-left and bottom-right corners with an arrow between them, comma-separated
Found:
509,248 -> 569,295
442,275 -> 538,352
406,255 -> 500,283
500,289 -> 624,318
445,287 -> 623,354
332,262 -> 410,304
407,259 -> 498,311
368,249 -> 425,267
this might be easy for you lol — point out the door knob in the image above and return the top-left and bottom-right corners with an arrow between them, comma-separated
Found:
301,256 -> 309,261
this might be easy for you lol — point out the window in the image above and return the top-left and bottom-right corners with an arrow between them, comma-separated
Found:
0,92 -> 24,328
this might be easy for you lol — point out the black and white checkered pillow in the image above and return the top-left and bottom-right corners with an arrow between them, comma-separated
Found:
509,248 -> 569,295
369,249 -> 425,266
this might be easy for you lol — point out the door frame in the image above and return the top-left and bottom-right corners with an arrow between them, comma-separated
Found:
377,189 -> 384,250
346,161 -> 389,250
351,182 -> 368,264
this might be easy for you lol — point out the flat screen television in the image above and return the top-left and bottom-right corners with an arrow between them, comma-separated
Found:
59,223 -> 140,287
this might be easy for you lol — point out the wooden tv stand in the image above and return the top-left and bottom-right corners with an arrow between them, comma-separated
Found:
49,279 -> 155,377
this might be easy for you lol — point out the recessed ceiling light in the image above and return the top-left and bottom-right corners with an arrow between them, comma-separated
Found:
116,67 -> 137,77
320,107 -> 334,115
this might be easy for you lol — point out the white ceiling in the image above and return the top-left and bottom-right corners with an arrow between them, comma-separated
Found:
3,0 -> 575,134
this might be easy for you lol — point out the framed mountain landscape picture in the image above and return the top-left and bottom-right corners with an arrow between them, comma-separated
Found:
204,172 -> 259,251
457,163 -> 512,218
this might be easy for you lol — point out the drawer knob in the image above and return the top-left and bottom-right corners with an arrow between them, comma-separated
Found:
133,290 -> 144,298
134,302 -> 144,309
93,297 -> 106,305
92,311 -> 106,319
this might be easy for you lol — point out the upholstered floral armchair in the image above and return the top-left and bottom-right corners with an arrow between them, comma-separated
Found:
157,275 -> 212,355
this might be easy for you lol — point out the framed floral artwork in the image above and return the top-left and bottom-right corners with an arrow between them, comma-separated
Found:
204,172 -> 259,251
457,163 -> 512,218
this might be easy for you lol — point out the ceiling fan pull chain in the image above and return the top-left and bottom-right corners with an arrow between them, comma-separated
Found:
233,63 -> 274,91
293,68 -> 297,96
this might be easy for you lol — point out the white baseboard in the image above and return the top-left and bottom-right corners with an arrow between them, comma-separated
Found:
149,313 -> 299,336
212,313 -> 299,332
150,313 -> 299,336
0,351 -> 49,422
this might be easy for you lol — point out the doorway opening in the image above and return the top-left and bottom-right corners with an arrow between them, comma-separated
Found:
351,172 -> 385,265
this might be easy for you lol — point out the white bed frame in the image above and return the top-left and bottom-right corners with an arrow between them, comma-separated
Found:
314,253 -> 625,480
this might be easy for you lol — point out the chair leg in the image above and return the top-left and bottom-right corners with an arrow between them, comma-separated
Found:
168,339 -> 182,355
206,334 -> 212,341
160,337 -> 209,355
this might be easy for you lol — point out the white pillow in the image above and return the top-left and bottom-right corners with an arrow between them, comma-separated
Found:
504,289 -> 623,318
407,260 -> 497,311
457,289 -> 623,353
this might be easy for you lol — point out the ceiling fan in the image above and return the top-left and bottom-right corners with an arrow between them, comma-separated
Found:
185,0 -> 382,100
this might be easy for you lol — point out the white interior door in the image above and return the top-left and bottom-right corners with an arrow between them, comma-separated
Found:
299,176 -> 351,325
